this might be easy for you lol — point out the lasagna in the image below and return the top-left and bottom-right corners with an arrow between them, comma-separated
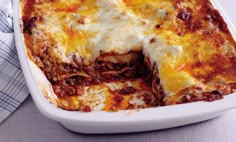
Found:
21,0 -> 236,112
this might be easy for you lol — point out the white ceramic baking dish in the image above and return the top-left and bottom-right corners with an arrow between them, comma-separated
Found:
13,0 -> 236,134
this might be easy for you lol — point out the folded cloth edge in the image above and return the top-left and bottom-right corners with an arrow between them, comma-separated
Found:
0,0 -> 29,124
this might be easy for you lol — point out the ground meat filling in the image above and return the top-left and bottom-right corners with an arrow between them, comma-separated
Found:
21,0 -> 236,111
37,49 -> 226,105
37,51 -> 158,98
95,52 -> 151,81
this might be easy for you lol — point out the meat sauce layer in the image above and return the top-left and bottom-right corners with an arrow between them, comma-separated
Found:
21,0 -> 236,111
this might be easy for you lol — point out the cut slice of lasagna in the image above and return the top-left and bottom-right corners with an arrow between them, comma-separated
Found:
21,0 -> 236,111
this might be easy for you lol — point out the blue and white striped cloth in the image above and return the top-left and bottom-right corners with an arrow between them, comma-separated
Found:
0,0 -> 29,124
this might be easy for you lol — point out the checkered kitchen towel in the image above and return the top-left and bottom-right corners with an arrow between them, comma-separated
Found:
0,0 -> 29,124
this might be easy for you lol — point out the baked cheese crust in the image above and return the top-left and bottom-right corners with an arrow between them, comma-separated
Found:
21,0 -> 236,111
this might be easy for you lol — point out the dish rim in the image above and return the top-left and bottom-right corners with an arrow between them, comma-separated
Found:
13,0 -> 236,124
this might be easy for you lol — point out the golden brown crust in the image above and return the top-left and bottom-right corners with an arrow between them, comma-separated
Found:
21,0 -> 236,111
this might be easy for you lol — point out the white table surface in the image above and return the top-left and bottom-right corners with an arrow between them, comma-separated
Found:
1,0 -> 236,141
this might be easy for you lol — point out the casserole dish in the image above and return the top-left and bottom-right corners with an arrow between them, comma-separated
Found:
13,0 -> 236,134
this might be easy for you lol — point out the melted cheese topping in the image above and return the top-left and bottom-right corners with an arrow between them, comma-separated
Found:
22,0 -> 236,108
